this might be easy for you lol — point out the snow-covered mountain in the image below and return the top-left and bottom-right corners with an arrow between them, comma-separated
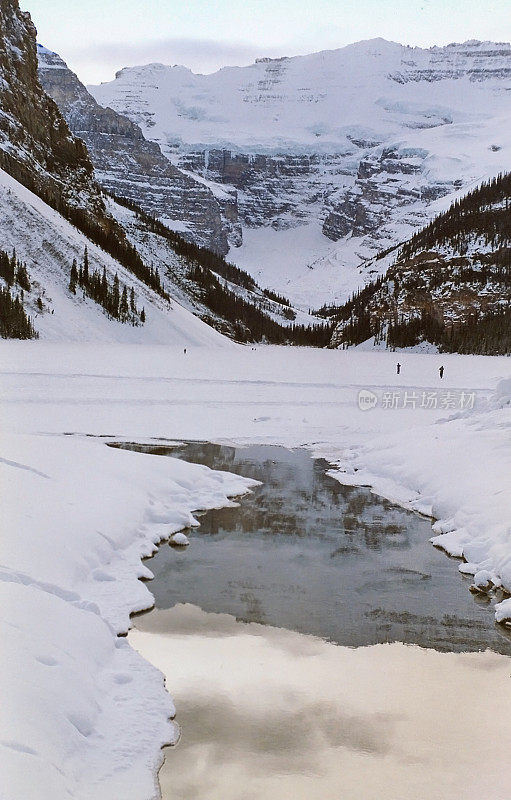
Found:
0,0 -> 109,234
0,0 -> 231,344
37,45 -> 241,255
1,0 -> 321,345
0,166 -> 234,344
90,39 -> 511,307
329,171 -> 511,353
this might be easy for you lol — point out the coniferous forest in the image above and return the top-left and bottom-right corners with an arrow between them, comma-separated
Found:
329,172 -> 511,354
0,150 -> 168,300
4,164 -> 508,351
112,193 -> 332,346
0,248 -> 37,338
188,263 -> 332,345
69,247 -> 145,325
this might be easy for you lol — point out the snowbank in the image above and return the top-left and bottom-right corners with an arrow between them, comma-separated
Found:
332,377 -> 511,621
0,430 -> 256,800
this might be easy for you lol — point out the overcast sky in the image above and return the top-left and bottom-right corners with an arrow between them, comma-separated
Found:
22,0 -> 511,86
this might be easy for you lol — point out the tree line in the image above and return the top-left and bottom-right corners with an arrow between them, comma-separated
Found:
110,193 -> 259,291
262,287 -> 292,307
111,192 -> 330,346
189,264 -> 332,345
0,248 -> 37,339
400,172 -> 511,261
70,248 -> 145,325
384,308 -> 511,355
330,171 -> 511,355
0,151 -> 167,299
0,248 -> 31,291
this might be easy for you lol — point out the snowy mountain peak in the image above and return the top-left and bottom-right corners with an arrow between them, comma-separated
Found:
88,37 -> 511,308
37,44 -> 240,254
113,62 -> 193,82
90,37 -> 511,154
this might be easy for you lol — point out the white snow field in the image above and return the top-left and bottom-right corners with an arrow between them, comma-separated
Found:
91,40 -> 511,157
1,342 -> 510,799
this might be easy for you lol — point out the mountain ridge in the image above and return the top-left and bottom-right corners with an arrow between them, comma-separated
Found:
89,37 -> 511,307
105,37 -> 511,87
37,44 -> 241,255
0,0 -> 327,345
328,170 -> 511,354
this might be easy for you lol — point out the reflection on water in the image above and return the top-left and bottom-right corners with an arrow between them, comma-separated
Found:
117,442 -> 511,798
130,605 -> 511,800
115,441 -> 510,653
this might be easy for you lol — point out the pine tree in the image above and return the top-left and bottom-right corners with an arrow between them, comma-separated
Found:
16,262 -> 30,291
69,258 -> 78,294
112,273 -> 120,318
140,307 -> 146,323
82,246 -> 89,287
10,250 -> 16,284
0,250 -> 15,285
0,287 -> 37,339
120,285 -> 129,321
130,286 -> 136,313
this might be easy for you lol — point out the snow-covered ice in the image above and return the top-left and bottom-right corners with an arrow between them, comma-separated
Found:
170,532 -> 190,547
1,341 -> 510,798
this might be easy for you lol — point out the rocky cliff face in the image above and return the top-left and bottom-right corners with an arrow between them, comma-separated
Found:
179,149 -> 339,230
0,0 -> 109,228
90,39 -> 511,303
37,46 -> 240,255
321,144 -> 461,242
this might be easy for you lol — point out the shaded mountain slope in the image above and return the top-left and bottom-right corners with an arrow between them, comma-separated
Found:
329,172 -> 511,354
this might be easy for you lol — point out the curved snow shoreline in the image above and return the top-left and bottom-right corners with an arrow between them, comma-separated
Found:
329,377 -> 511,623
0,432 -> 257,800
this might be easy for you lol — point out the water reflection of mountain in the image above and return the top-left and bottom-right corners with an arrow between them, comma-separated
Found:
123,442 -> 511,654
175,442 -> 415,552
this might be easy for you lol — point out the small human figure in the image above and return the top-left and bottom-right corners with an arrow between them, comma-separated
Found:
184,348 -> 187,355
396,362 -> 401,375
439,365 -> 444,379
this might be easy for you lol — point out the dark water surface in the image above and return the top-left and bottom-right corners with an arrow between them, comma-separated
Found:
111,440 -> 510,653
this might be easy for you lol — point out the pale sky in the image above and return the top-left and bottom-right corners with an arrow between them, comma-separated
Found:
21,0 -> 511,86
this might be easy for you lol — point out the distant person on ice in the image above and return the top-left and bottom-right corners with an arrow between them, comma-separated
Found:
396,362 -> 401,375
439,365 -> 444,379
